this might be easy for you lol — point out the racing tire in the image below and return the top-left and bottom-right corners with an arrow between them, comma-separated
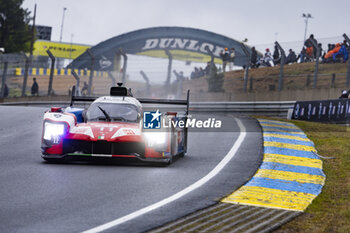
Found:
166,156 -> 173,165
157,157 -> 172,167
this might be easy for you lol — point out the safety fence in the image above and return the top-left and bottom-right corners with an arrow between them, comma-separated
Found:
0,52 -> 117,98
1,34 -> 350,100
236,33 -> 350,92
222,70 -> 349,93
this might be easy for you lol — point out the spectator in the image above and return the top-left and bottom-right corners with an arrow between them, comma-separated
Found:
204,62 -> 211,75
250,46 -> 258,68
190,67 -> 198,79
263,48 -> 274,66
81,81 -> 89,96
190,70 -> 195,80
173,70 -> 185,81
298,46 -> 307,63
190,67 -> 206,79
285,49 -> 297,64
324,43 -> 341,62
327,43 -> 333,52
333,42 -> 349,62
322,42 -> 349,63
305,46 -> 314,61
304,34 -> 318,59
339,90 -> 349,99
229,47 -> 235,70
220,48 -> 230,72
273,45 -> 279,60
31,77 -> 39,96
322,44 -> 333,63
273,45 -> 280,65
199,67 -> 205,77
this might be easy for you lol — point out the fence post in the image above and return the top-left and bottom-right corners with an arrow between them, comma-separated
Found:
46,49 -> 56,95
309,38 -> 320,88
249,76 -> 253,91
306,74 -> 311,87
343,33 -> 350,87
205,46 -> 215,79
21,3 -> 36,97
21,53 -> 29,97
119,48 -> 127,84
107,71 -> 116,87
140,70 -> 151,96
87,49 -> 95,96
1,62 -> 8,98
71,69 -> 81,96
331,73 -> 336,88
205,46 -> 215,68
275,41 -> 285,91
205,47 -> 223,92
173,70 -> 184,99
165,49 -> 172,87
240,43 -> 250,92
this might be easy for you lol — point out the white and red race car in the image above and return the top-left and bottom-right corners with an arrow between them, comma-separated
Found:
41,86 -> 189,164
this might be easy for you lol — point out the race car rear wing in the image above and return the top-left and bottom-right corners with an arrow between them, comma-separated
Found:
138,90 -> 190,115
70,86 -> 190,115
70,95 -> 98,107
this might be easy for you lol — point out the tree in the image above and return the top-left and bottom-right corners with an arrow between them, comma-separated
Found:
0,0 -> 32,53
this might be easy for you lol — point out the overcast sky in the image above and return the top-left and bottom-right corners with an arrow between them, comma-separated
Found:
22,0 -> 350,46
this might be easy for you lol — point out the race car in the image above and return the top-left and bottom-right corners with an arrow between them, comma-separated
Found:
41,85 -> 189,164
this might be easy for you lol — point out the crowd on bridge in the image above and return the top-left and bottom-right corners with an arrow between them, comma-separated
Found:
190,62 -> 215,80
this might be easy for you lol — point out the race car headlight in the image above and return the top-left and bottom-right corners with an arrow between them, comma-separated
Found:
144,132 -> 167,147
43,122 -> 65,142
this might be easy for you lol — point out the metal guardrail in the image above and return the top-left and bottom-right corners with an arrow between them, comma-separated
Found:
0,100 -> 295,117
191,101 -> 295,110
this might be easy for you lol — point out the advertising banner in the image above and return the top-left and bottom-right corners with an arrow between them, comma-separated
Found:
70,27 -> 255,70
33,40 -> 91,59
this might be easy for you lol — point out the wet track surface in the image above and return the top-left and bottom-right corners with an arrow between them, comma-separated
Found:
0,106 -> 262,233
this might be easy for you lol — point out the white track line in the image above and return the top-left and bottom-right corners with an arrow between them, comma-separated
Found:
82,117 -> 247,233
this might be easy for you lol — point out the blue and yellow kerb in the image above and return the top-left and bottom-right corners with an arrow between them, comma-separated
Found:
222,119 -> 325,212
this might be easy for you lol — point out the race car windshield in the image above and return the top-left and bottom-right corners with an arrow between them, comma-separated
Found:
86,103 -> 139,122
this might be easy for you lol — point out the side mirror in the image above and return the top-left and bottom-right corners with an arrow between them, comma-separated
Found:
137,113 -> 141,122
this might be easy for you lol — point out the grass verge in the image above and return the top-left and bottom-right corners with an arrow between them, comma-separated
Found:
258,117 -> 350,233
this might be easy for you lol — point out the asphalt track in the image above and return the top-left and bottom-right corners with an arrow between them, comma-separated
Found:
0,106 -> 262,233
